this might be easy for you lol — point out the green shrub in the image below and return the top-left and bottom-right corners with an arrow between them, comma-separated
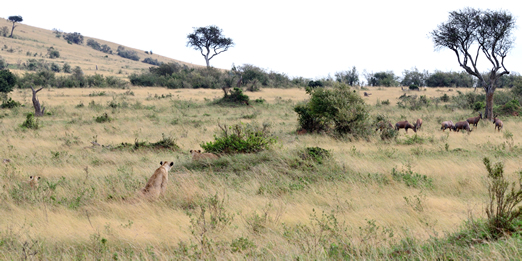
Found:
440,93 -> 450,102
0,69 -> 17,93
142,57 -> 162,66
63,63 -> 72,73
409,84 -> 420,91
63,32 -> 84,45
117,46 -> 139,61
50,63 -> 61,72
391,166 -> 433,188
217,87 -> 250,105
201,122 -> 276,154
494,99 -> 521,116
301,147 -> 331,164
21,113 -> 39,129
0,97 -> 21,108
47,47 -> 60,58
295,83 -> 372,139
483,157 -> 522,239
95,112 -> 112,123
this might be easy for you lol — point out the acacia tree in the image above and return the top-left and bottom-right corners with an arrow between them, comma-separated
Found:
8,15 -> 23,38
431,8 -> 516,120
186,25 -> 234,68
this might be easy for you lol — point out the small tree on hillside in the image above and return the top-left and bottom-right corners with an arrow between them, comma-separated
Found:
431,8 -> 516,120
8,16 -> 23,38
186,25 -> 234,68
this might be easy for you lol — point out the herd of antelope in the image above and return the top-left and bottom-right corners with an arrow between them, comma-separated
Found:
377,112 -> 504,134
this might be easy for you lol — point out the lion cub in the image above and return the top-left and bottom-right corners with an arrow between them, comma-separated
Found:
190,150 -> 219,161
141,161 -> 174,198
29,176 -> 41,189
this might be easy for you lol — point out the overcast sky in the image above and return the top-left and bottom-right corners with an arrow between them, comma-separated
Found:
3,0 -> 521,80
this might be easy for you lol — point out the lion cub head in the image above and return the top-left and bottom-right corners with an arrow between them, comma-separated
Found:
29,175 -> 41,188
190,150 -> 219,161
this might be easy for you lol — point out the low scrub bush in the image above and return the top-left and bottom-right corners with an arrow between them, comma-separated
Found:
201,122 -> 276,154
300,147 -> 331,164
391,166 -> 433,188
21,113 -> 39,129
1,97 -> 21,109
216,87 -> 250,105
113,134 -> 179,151
483,157 -> 522,239
95,112 -> 112,123
117,46 -> 139,61
142,57 -> 162,66
63,32 -> 84,45
397,94 -> 430,110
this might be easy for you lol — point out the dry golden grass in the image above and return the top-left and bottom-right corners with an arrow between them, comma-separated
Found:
1,85 -> 521,260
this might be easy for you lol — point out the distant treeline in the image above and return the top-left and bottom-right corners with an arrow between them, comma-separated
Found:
361,68 -> 522,88
129,63 -> 307,89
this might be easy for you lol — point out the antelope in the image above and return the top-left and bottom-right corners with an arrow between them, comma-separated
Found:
375,121 -> 393,132
453,121 -> 472,133
413,118 -> 423,132
364,92 -> 372,97
493,116 -> 503,132
440,121 -> 454,132
395,121 -> 416,133
466,112 -> 482,129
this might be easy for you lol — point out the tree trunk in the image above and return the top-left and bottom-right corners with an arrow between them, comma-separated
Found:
485,89 -> 494,121
31,86 -> 45,117
10,22 -> 15,38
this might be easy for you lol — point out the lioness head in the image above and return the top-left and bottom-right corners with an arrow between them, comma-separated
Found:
29,175 -> 41,188
159,161 -> 174,171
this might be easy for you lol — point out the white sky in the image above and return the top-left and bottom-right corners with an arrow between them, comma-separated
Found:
3,0 -> 521,80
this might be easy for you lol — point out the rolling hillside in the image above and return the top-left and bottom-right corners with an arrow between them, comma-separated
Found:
0,18 -> 203,80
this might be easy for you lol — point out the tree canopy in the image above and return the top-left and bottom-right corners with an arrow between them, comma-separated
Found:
0,70 -> 17,94
8,15 -> 23,38
186,25 -> 234,68
431,8 -> 516,119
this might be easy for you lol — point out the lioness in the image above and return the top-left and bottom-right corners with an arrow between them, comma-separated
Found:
141,161 -> 174,197
190,150 -> 219,161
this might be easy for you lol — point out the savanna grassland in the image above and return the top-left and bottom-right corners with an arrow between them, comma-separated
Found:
1,85 -> 522,260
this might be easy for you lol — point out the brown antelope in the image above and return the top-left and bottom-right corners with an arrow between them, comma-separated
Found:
440,121 -> 454,131
493,116 -> 503,132
395,121 -> 416,133
364,92 -> 372,97
466,112 -> 482,129
413,118 -> 423,132
453,121 -> 472,133
375,121 -> 393,132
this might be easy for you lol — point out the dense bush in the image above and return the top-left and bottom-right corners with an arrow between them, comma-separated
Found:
117,46 -> 139,61
47,47 -> 60,58
217,87 -> 250,105
87,39 -> 112,54
366,71 -> 399,87
50,63 -> 61,72
0,69 -> 17,93
17,70 -> 128,88
201,122 -> 276,154
425,71 -> 474,87
63,63 -> 72,73
63,32 -> 84,45
130,62 -> 302,89
0,97 -> 21,108
295,83 -> 372,139
142,57 -> 162,66
21,113 -> 39,129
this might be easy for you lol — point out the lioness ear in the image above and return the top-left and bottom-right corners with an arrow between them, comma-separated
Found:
170,162 -> 174,167
160,161 -> 164,165
37,177 -> 41,180
30,176 -> 33,179
198,150 -> 201,153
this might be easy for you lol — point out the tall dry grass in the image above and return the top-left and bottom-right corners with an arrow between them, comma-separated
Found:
0,86 -> 521,259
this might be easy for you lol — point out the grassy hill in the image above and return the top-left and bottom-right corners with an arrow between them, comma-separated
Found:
0,18 -> 202,80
